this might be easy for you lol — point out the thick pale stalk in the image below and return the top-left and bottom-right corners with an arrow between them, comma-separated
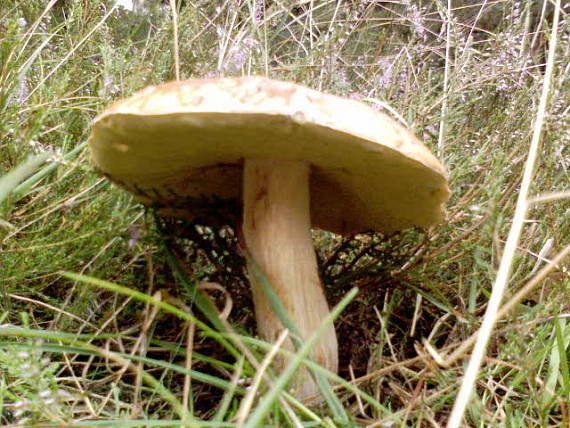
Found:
242,158 -> 338,398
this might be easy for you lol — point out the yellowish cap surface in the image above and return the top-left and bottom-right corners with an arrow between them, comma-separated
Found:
89,76 -> 450,234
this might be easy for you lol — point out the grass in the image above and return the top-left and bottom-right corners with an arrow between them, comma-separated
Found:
0,0 -> 569,426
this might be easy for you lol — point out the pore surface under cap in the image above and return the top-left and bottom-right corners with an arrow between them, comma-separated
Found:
89,76 -> 450,234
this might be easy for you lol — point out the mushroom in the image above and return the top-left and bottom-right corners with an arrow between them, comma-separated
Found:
89,76 -> 450,398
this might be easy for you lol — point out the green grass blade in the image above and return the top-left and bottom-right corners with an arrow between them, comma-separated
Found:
61,271 -> 239,359
10,141 -> 87,203
161,245 -> 241,360
0,340 -> 243,393
248,259 -> 348,422
244,287 -> 358,427
0,152 -> 50,213
227,335 -> 387,415
213,355 -> 245,422
69,420 -> 237,427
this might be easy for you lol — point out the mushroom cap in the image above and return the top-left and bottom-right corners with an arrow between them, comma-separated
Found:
89,76 -> 450,234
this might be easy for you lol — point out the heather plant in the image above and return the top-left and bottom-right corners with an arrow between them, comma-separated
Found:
0,337 -> 69,425
0,0 -> 568,426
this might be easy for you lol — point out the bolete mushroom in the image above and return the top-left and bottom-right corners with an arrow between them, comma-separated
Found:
89,76 -> 450,398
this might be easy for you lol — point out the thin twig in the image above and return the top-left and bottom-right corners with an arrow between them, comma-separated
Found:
236,329 -> 289,425
183,320 -> 196,422
447,2 -> 562,425
437,0 -> 453,158
441,243 -> 570,368
169,0 -> 180,80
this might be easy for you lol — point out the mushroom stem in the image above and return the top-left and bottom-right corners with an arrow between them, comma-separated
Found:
242,158 -> 338,398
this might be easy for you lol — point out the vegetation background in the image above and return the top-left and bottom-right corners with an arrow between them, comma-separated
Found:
0,0 -> 568,426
